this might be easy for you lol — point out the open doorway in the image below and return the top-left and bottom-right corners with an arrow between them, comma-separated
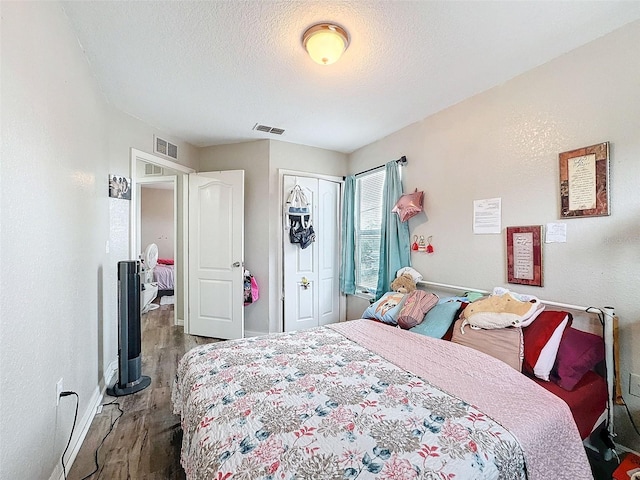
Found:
130,148 -> 194,327
139,179 -> 176,313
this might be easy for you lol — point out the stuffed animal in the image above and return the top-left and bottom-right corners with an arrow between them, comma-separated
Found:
460,292 -> 544,333
390,273 -> 416,294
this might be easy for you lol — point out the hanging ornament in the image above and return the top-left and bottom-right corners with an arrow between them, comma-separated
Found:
418,235 -> 426,252
411,235 -> 419,251
426,236 -> 434,254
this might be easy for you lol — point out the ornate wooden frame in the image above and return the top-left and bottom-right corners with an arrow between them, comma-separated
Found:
559,142 -> 610,218
506,225 -> 543,287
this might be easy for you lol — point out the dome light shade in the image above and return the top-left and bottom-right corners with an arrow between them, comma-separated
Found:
302,23 -> 349,65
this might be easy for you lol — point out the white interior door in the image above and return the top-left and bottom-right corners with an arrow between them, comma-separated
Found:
318,179 -> 340,326
283,175 -> 340,332
188,171 -> 244,339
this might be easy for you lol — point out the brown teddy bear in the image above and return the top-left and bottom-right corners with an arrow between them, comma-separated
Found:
390,273 -> 416,294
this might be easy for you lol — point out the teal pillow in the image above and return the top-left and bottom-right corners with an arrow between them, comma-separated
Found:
362,291 -> 407,325
410,301 -> 461,338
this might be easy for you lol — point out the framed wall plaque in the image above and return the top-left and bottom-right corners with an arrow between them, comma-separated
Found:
506,225 -> 543,287
559,142 -> 610,218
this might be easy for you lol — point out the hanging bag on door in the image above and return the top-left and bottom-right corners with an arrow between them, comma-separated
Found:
285,185 -> 311,228
243,269 -> 259,306
285,184 -> 316,248
289,217 -> 316,249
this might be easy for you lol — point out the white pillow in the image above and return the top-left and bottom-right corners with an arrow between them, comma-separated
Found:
532,314 -> 570,381
396,267 -> 423,283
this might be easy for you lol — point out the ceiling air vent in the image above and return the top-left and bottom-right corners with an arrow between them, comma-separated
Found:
253,123 -> 285,135
153,135 -> 178,160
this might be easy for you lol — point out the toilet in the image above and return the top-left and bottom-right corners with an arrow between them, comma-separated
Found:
141,243 -> 159,313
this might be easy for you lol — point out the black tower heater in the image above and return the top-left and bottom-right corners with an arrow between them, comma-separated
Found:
107,260 -> 151,396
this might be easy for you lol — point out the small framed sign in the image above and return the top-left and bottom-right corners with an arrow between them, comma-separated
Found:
507,225 -> 543,287
559,142 -> 610,218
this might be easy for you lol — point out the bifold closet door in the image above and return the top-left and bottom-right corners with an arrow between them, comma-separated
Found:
283,175 -> 340,332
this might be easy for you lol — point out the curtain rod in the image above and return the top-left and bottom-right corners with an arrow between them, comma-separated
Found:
344,156 -> 407,180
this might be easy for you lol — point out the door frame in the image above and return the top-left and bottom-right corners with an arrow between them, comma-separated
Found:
277,169 -> 345,332
129,148 -> 195,326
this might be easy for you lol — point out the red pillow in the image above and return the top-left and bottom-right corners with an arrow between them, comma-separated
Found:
523,311 -> 572,380
551,327 -> 605,391
157,258 -> 174,265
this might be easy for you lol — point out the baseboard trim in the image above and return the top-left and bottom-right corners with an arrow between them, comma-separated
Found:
244,329 -> 267,338
48,361 -> 118,480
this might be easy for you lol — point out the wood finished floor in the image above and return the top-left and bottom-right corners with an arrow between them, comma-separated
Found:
68,303 -> 220,480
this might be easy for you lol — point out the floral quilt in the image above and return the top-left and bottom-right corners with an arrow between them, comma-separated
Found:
173,327 -> 526,480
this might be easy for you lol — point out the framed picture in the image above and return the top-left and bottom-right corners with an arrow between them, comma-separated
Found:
109,174 -> 131,200
559,142 -> 610,218
506,225 -> 543,287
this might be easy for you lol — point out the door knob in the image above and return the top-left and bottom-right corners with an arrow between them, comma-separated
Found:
232,261 -> 242,267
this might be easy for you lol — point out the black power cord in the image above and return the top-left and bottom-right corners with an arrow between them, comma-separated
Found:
59,392 -> 125,480
620,396 -> 640,438
586,307 -> 640,446
60,391 -> 79,480
79,399 -> 123,480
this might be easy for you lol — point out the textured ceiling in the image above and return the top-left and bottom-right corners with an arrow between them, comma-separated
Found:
61,1 -> 640,154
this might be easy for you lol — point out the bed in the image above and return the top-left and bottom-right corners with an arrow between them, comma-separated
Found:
153,261 -> 175,294
173,312 -> 601,479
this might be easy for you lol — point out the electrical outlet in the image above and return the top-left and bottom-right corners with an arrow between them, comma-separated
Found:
56,378 -> 63,406
631,373 -> 640,398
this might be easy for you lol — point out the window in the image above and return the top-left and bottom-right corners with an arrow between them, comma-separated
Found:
354,168 -> 386,294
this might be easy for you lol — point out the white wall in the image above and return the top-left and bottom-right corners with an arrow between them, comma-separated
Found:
141,187 -> 175,259
0,3 -> 108,478
104,98 -> 198,378
348,21 -> 640,450
0,3 -> 200,478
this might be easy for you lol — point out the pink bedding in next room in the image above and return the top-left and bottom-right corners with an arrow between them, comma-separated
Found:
153,263 -> 174,290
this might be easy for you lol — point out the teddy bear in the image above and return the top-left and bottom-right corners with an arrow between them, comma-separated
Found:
390,273 -> 417,294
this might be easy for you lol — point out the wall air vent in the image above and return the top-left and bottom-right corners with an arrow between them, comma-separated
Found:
153,135 -> 178,160
253,123 -> 285,135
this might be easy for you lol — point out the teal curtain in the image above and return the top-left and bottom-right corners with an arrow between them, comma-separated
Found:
339,176 -> 356,294
375,161 -> 411,299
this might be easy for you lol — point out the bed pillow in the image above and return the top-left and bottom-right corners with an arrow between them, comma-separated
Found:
523,311 -> 572,381
450,318 -> 523,371
410,301 -> 461,339
551,327 -> 605,391
362,291 -> 406,325
397,291 -> 438,329
157,258 -> 174,265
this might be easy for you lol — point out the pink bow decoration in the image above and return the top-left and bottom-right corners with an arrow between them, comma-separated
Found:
392,189 -> 424,222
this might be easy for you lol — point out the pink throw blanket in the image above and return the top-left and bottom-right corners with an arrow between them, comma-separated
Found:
330,319 -> 593,480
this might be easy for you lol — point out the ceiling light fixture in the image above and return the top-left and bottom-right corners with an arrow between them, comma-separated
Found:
302,23 -> 349,66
